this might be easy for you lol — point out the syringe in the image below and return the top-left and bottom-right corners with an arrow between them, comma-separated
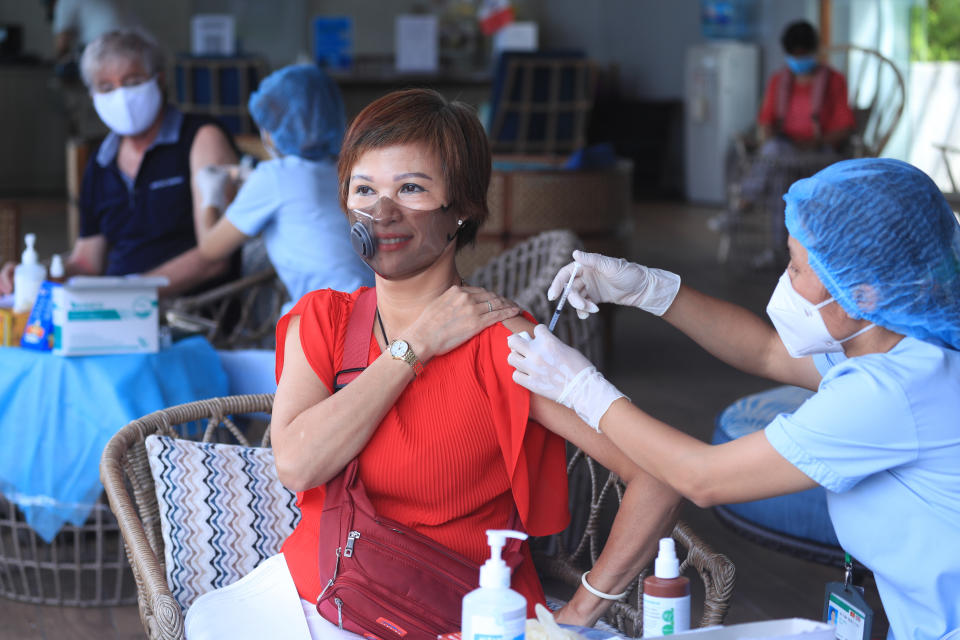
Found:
548,264 -> 581,332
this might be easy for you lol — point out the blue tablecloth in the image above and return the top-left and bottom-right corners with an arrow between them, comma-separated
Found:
0,336 -> 228,542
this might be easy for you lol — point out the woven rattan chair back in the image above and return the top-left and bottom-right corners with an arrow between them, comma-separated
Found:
468,229 -> 602,366
823,44 -> 904,157
101,394 -> 274,640
0,201 -> 19,266
165,267 -> 288,350
0,492 -> 136,606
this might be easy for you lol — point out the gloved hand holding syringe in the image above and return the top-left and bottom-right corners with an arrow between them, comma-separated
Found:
547,264 -> 581,332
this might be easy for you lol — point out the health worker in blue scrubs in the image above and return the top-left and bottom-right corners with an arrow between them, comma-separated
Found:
193,64 -> 373,312
507,158 -> 960,640
0,28 -> 238,298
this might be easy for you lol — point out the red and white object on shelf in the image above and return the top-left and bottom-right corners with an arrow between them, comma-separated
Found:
478,0 -> 514,36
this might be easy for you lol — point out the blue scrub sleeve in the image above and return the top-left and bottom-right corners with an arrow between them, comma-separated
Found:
224,163 -> 280,237
764,362 -> 919,493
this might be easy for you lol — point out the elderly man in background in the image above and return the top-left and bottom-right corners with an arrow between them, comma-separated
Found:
1,28 -> 238,298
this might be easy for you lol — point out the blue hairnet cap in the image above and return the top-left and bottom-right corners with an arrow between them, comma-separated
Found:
784,158 -> 960,350
248,64 -> 345,161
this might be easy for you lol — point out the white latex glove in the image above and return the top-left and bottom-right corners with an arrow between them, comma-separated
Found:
547,250 -> 681,318
507,325 -> 625,431
194,165 -> 230,211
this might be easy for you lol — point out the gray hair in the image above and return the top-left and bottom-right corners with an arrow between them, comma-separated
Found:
80,29 -> 166,89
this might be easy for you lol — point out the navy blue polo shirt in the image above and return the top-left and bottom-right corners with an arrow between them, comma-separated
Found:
78,105 -> 233,276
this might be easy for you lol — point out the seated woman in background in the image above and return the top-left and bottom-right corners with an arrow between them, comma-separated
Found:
756,20 -> 855,152
0,28 -> 239,298
194,64 -> 372,310
732,20 -> 857,269
185,88 -> 681,639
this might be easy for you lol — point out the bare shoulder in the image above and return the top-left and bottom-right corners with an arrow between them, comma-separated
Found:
500,314 -> 535,335
190,124 -> 237,163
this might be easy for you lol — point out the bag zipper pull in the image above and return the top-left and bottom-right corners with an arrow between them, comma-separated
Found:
318,546 -> 343,603
335,597 -> 344,629
344,530 -> 360,558
317,578 -> 334,603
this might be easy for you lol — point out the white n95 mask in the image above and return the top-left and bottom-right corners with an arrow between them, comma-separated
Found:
92,77 -> 163,136
766,270 -> 874,358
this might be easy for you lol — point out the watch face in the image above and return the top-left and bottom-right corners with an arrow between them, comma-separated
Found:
390,340 -> 409,358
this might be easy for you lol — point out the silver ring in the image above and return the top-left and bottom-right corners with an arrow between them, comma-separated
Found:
487,301 -> 494,313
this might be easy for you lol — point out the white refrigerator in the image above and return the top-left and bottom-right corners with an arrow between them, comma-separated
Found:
684,41 -> 760,205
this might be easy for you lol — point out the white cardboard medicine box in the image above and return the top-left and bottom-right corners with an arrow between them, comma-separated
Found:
52,276 -> 168,356
673,618 -> 834,640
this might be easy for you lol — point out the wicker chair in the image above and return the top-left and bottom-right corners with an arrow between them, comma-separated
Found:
101,395 -> 734,640
468,229 -> 602,366
0,200 -> 19,266
717,44 -> 905,269
164,266 -> 288,350
0,492 -> 136,606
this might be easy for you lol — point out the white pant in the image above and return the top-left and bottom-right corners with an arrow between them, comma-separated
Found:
185,553 -> 363,640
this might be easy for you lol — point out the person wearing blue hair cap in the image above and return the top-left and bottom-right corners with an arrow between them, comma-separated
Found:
194,64 -> 373,310
506,158 -> 960,639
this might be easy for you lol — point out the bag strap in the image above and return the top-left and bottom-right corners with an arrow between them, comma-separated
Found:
333,288 -> 378,391
809,65 -> 830,125
775,65 -> 831,134
774,67 -> 792,125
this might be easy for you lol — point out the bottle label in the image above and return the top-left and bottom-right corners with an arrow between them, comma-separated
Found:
467,608 -> 525,640
642,595 -> 690,637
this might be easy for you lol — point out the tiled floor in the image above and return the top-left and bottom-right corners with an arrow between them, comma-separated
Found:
0,198 -> 888,638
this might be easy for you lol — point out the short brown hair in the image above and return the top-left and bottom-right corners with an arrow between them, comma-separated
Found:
338,88 -> 491,249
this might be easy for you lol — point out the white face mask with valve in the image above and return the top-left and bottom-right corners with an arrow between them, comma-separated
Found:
766,270 -> 875,358
92,77 -> 163,136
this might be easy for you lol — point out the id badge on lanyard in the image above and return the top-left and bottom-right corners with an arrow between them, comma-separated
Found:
823,553 -> 873,640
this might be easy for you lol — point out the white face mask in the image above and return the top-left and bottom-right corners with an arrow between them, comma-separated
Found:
766,270 -> 875,358
92,77 -> 163,136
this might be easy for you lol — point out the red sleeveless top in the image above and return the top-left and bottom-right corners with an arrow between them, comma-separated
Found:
275,288 -> 570,616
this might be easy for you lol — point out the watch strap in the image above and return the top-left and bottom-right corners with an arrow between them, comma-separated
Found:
393,340 -> 423,376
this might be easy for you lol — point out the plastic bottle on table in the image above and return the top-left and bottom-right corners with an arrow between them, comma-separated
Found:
462,529 -> 528,640
642,538 -> 690,637
12,234 -> 47,313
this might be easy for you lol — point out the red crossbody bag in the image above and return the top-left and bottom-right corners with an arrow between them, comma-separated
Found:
316,288 -> 523,640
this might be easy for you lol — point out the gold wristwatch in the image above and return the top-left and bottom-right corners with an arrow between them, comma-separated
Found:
389,339 -> 424,376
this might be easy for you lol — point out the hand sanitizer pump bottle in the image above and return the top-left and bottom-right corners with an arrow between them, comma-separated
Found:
13,233 -> 47,313
642,537 -> 690,637
462,529 -> 528,640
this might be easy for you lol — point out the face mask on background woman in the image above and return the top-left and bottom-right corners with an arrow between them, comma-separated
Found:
92,77 -> 163,136
785,55 -> 818,75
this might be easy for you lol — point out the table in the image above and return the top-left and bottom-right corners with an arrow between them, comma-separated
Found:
0,336 -> 228,542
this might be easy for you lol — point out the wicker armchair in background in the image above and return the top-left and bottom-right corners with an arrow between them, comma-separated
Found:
0,201 -> 19,266
101,394 -> 734,640
717,44 -> 905,269
468,229 -> 602,366
164,266 -> 288,350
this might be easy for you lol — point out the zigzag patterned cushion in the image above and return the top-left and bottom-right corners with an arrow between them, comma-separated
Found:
145,435 -> 300,612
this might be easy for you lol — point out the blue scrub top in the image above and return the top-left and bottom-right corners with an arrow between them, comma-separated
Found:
224,155 -> 373,309
765,337 -> 960,640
